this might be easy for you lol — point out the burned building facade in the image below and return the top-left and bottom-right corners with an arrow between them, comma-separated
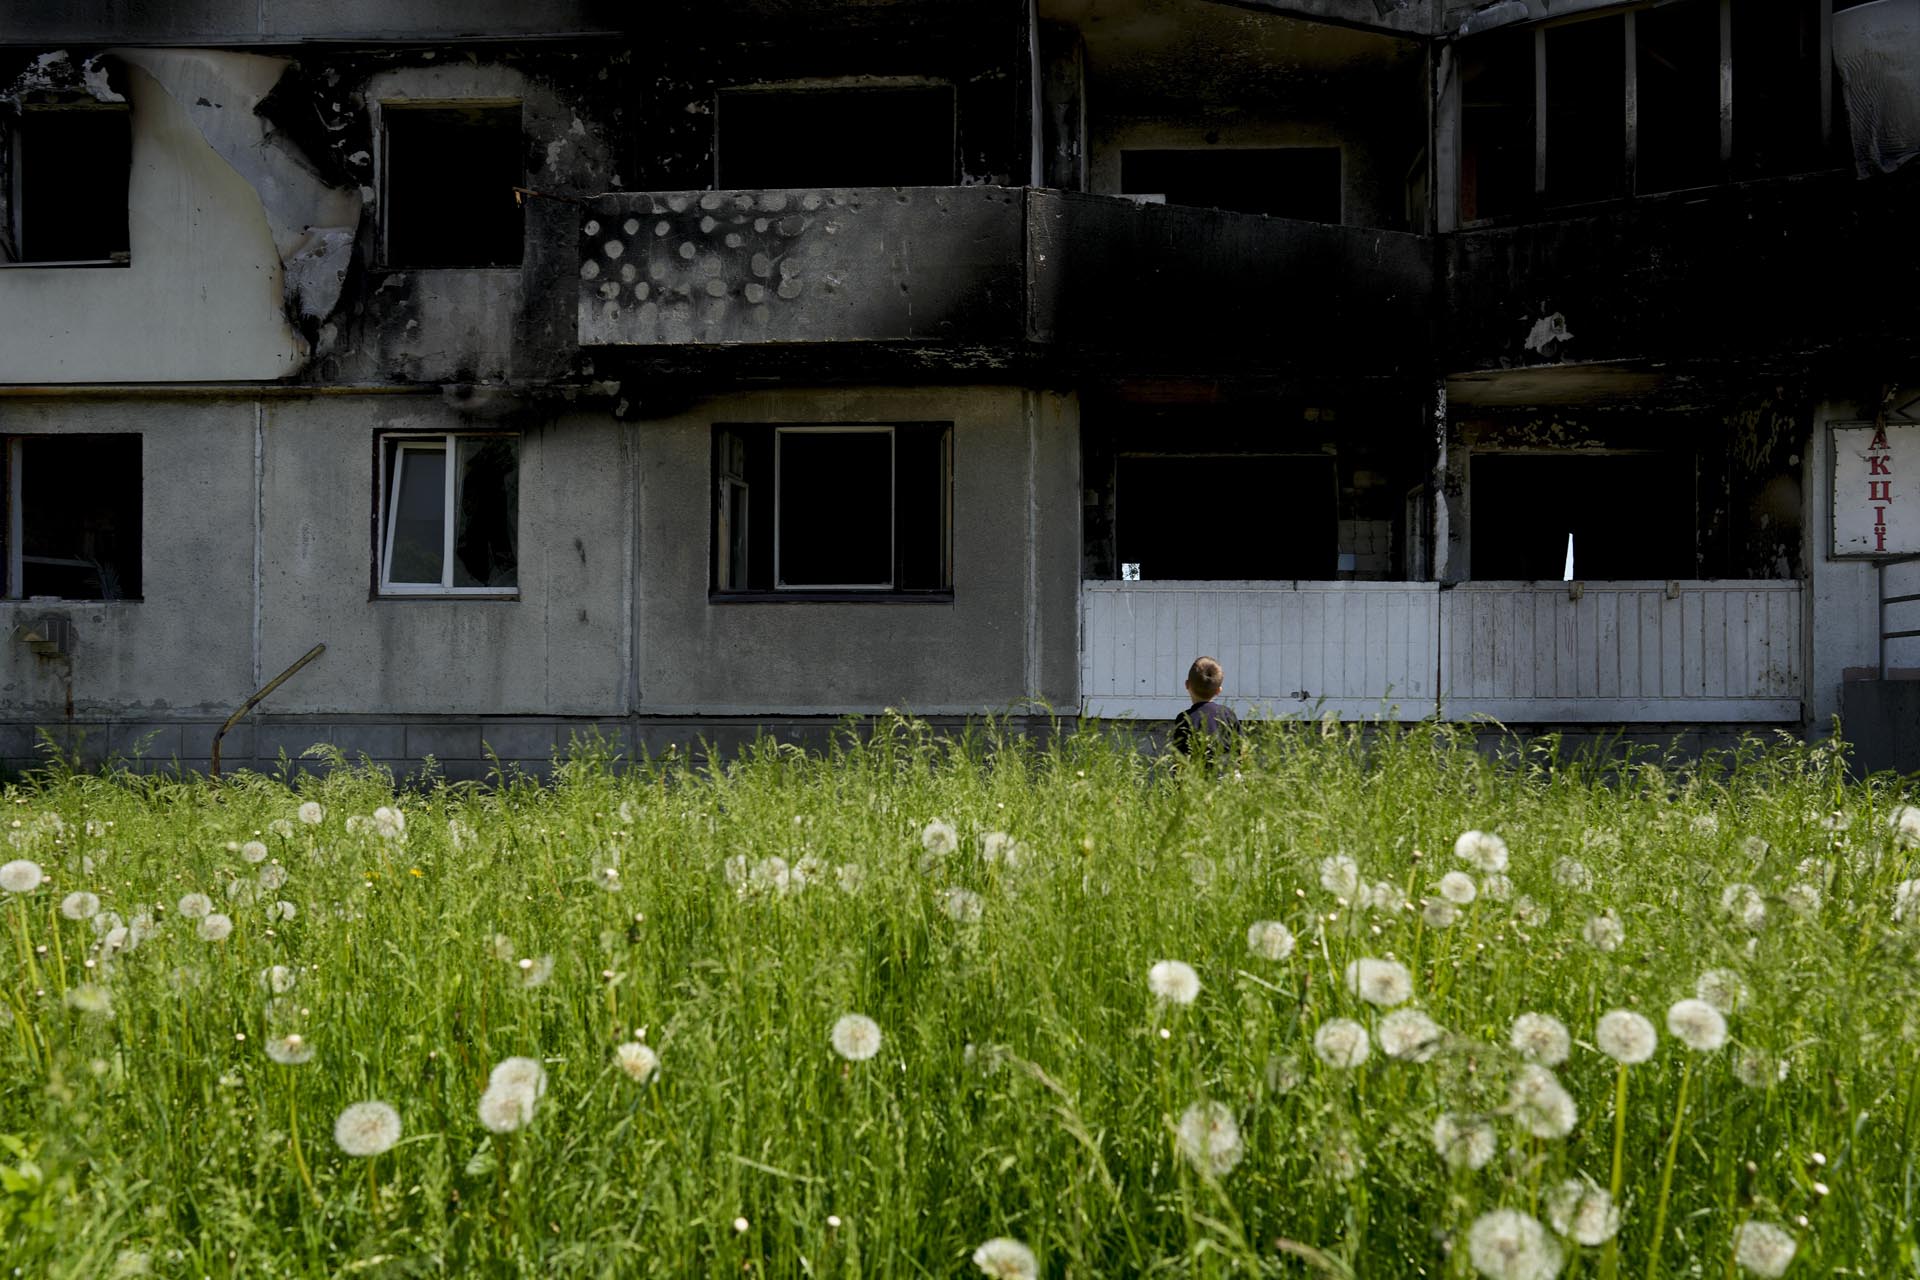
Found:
2,0 -> 1917,775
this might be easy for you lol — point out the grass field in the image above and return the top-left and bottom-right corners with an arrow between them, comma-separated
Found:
1,719 -> 1917,1278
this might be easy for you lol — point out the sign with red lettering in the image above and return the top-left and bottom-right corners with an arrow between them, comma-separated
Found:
1832,422 -> 1917,557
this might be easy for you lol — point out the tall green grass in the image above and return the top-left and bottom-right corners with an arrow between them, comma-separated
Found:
0,719 -> 1915,1278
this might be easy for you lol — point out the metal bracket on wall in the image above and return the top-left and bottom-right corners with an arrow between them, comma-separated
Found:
11,618 -> 71,659
211,643 -> 326,780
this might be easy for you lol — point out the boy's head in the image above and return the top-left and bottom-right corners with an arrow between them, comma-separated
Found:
1185,656 -> 1224,702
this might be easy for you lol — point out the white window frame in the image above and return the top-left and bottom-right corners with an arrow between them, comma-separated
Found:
377,432 -> 519,598
773,425 -> 896,591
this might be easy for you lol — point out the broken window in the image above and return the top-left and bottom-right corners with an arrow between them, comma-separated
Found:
2,105 -> 131,264
3,435 -> 141,600
1732,0 -> 1826,178
1118,149 -> 1343,223
1544,15 -> 1627,206
1636,0 -> 1722,194
378,434 -> 519,594
1458,27 -> 1536,222
1114,455 -> 1336,581
716,86 -> 956,189
380,104 -> 523,268
712,424 -> 951,596
1469,453 -> 1694,581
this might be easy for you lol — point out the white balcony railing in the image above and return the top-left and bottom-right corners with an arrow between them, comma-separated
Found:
1080,580 -> 1804,723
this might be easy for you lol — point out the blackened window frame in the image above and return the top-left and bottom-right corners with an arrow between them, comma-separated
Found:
710,421 -> 954,603
3,433 -> 142,601
376,100 -> 526,270
1,100 -> 133,268
712,81 -> 959,190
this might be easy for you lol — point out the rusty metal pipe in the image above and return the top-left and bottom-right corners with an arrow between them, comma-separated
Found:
211,644 -> 326,780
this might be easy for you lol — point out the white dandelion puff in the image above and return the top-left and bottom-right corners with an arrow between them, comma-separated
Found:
831,1013 -> 883,1062
1891,879 -> 1920,924
478,1082 -> 538,1133
267,900 -> 297,922
1174,1100 -> 1245,1177
1741,835 -> 1771,861
90,910 -> 123,937
614,1041 -> 660,1084
1438,871 -> 1478,905
1721,882 -> 1767,930
1732,1047 -> 1789,1090
1513,896 -> 1551,928
1454,830 -> 1510,872
1467,1209 -> 1562,1280
64,983 -> 113,1017
1365,881 -> 1408,914
177,892 -> 212,919
594,866 -> 622,893
1313,1017 -> 1371,1068
617,799 -> 637,825
1480,872 -> 1514,902
489,1055 -> 550,1099
258,965 -> 297,994
333,1101 -> 401,1156
1345,957 -> 1414,1007
257,864 -> 288,893
1509,1064 -> 1578,1138
60,891 -> 100,920
198,913 -> 234,942
835,863 -> 865,894
1582,910 -> 1625,952
1319,854 -> 1361,897
127,912 -> 157,945
971,1238 -> 1038,1280
920,819 -> 958,857
241,840 -> 269,864
269,819 -> 294,840
1424,898 -> 1460,929
1891,805 -> 1920,851
296,801 -> 324,826
345,815 -> 371,836
1732,1221 -> 1797,1277
1695,968 -> 1749,1013
1246,920 -> 1296,961
1666,998 -> 1728,1052
1379,1008 -> 1445,1062
0,859 -> 44,894
517,955 -> 554,989
940,886 -> 985,923
752,856 -> 791,896
371,806 -> 406,840
1552,857 -> 1593,891
448,819 -> 474,848
1817,809 -> 1849,831
980,831 -> 1025,869
1546,1179 -> 1620,1246
265,1033 -> 314,1066
1432,1112 -> 1498,1170
1691,813 -> 1720,836
489,933 -> 515,962
1783,882 -> 1822,917
1596,1010 -> 1658,1064
1147,960 -> 1201,1005
1510,1013 -> 1572,1066
225,878 -> 258,905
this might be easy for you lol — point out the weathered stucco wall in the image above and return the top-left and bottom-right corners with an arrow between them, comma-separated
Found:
0,57 -> 305,381
635,385 -> 1080,714
258,396 -> 629,716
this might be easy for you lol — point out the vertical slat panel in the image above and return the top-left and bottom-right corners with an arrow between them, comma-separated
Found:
1088,587 -> 1110,697
1703,590 -> 1728,698
1745,589 -> 1767,697
1596,591 -> 1620,698
1616,591 -> 1639,698
1554,593 -> 1578,698
1639,591 -> 1663,697
1681,591 -> 1704,696
1575,593 -> 1598,697
1154,590 -> 1176,699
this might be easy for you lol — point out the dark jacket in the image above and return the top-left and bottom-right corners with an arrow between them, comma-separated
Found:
1170,699 -> 1240,760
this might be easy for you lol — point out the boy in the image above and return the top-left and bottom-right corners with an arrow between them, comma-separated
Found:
1170,656 -> 1239,760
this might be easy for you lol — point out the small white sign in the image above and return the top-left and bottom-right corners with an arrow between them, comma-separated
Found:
1832,422 -> 1918,558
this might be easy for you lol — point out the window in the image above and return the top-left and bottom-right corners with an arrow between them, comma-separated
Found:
3,435 -> 141,600
1470,453 -> 1693,581
1543,16 -> 1627,206
1459,27 -> 1535,222
1636,0 -> 1723,194
377,434 -> 518,595
1119,149 -> 1342,223
2,106 -> 131,265
712,424 -> 951,597
1114,454 -> 1336,580
380,104 -> 523,268
715,86 -> 956,189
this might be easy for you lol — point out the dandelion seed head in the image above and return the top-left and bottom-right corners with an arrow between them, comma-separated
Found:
1596,1009 -> 1658,1064
1364,880 -> 1408,914
1732,1221 -> 1797,1277
1480,872 -> 1514,901
258,964 -> 296,994
1695,968 -> 1749,1013
1545,1180 -> 1619,1246
1782,881 -> 1821,917
1891,805 -> 1920,851
920,819 -> 958,857
60,890 -> 100,920
1174,1101 -> 1244,1178
333,1101 -> 401,1156
1691,813 -> 1720,836
1732,1046 -> 1788,1090
1246,919 -> 1296,962
1666,998 -> 1728,1052
1466,1208 -> 1562,1280
64,983 -> 112,1017
1891,879 -> 1920,924
1582,910 -> 1625,952
1721,882 -> 1767,930
1423,898 -> 1460,929
371,806 -> 406,840
1509,1064 -> 1578,1138
1147,959 -> 1201,1005
241,841 -> 269,864
198,913 -> 233,943
177,892 -> 211,919
489,934 -> 515,962
296,801 -> 325,826
1438,871 -> 1478,905
1510,1013 -> 1571,1066
519,955 -> 554,988
269,819 -> 294,840
614,1041 -> 659,1084
752,856 -> 791,896
478,1081 -> 538,1133
1379,1008 -> 1444,1062
940,886 -> 984,923
1319,854 -> 1361,897
1313,1017 -> 1371,1068
981,831 -> 1024,868
0,859 -> 44,894
1454,830 -> 1510,872
594,866 -> 622,892
1432,1112 -> 1497,1170
266,1034 -> 314,1065
836,863 -> 865,894
1513,895 -> 1551,928
831,1013 -> 883,1061
971,1237 -> 1037,1280
1552,857 -> 1593,891
1345,956 -> 1414,1007
257,864 -> 288,892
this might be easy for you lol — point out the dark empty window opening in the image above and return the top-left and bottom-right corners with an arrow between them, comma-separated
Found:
4,435 -> 141,600
1470,453 -> 1694,581
1732,0 -> 1827,178
1459,28 -> 1535,222
1115,455 -> 1336,581
3,106 -> 131,265
381,104 -> 523,268
1119,149 -> 1342,223
712,423 -> 951,597
1636,0 -> 1722,194
1544,15 -> 1627,206
716,86 -> 956,189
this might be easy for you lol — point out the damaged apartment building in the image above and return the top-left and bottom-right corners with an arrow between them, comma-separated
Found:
1,0 -> 1918,776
